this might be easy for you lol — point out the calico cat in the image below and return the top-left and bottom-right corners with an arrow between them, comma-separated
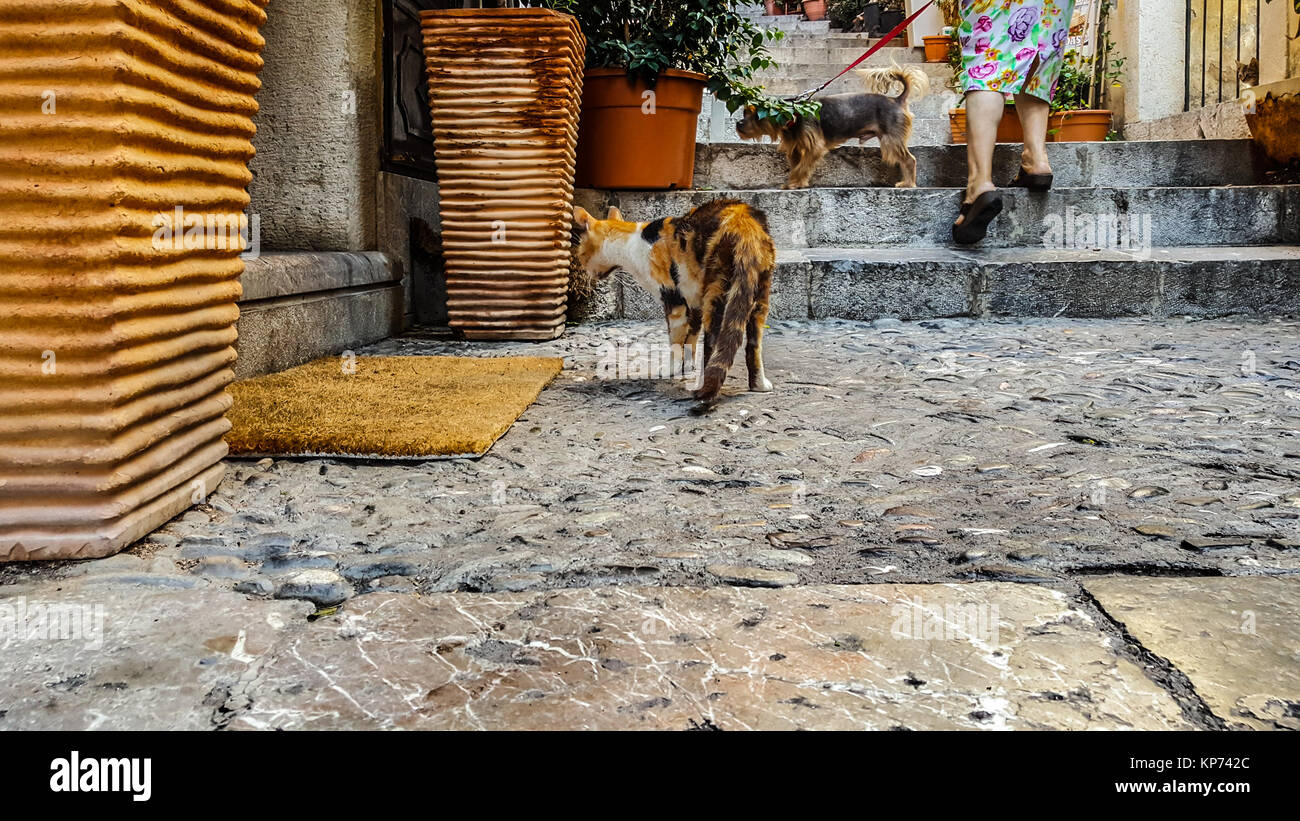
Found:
572,199 -> 777,404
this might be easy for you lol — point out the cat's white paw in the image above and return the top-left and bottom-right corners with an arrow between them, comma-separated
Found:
749,376 -> 774,393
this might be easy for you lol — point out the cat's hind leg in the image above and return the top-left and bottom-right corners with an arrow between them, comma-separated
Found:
665,304 -> 696,384
746,300 -> 773,392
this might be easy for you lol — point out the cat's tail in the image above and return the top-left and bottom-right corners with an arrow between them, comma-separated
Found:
695,211 -> 772,403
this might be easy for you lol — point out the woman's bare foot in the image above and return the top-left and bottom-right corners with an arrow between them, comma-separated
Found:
1020,148 -> 1052,177
954,181 -> 997,226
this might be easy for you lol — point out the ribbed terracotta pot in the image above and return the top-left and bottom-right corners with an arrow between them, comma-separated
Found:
574,68 -> 707,190
420,8 -> 585,341
0,0 -> 268,562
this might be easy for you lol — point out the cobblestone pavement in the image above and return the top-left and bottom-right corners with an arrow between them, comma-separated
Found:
7,316 -> 1300,598
3,317 -> 1299,729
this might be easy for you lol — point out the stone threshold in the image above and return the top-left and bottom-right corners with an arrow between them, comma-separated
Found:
240,250 -> 395,303
235,251 -> 403,378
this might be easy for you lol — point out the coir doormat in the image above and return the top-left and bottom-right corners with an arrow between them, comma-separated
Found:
225,355 -> 562,459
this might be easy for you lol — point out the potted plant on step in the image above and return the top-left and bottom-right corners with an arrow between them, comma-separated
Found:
1048,41 -> 1124,142
878,0 -> 905,32
948,102 -> 1025,144
541,0 -> 820,189
802,0 -> 828,21
828,0 -> 878,32
924,0 -> 960,62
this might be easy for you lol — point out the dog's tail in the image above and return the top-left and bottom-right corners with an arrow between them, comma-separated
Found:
855,62 -> 930,110
695,212 -> 771,403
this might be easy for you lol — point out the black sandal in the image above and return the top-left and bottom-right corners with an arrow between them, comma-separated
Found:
1009,169 -> 1053,192
952,190 -> 1003,245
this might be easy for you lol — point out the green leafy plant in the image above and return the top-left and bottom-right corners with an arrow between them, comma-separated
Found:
535,1 -> 820,124
826,0 -> 904,30
1050,50 -> 1092,112
1051,44 -> 1125,113
1050,0 -> 1124,112
935,0 -> 961,30
826,0 -> 866,29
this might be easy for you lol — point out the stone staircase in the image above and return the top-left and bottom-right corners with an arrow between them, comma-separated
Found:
577,21 -> 1299,327
698,32 -> 961,147
573,138 -> 1300,323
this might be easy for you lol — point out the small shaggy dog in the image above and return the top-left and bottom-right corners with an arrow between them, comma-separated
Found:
735,64 -> 930,189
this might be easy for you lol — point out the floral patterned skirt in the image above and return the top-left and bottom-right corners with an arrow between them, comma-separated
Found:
958,0 -> 1076,102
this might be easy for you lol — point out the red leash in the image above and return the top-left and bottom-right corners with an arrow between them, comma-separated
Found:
792,0 -> 937,100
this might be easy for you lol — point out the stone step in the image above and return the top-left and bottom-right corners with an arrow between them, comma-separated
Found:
691,140 -> 1268,189
695,95 -> 959,146
751,80 -> 960,116
909,119 -> 953,146
759,59 -> 952,76
772,32 -> 883,47
755,15 -> 831,34
591,245 -> 1300,322
766,44 -> 925,65
756,67 -> 955,96
575,184 -> 1300,250
237,251 -> 401,378
696,112 -> 954,148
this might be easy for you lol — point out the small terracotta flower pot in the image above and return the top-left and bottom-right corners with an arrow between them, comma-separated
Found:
802,0 -> 827,21
948,105 -> 1024,144
574,68 -> 707,190
1048,109 -> 1113,142
923,35 -> 954,63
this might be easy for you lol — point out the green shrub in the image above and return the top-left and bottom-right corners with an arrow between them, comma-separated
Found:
536,0 -> 820,123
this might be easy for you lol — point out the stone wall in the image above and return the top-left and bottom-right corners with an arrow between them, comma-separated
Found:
1116,0 -> 1300,141
249,0 -> 380,251
1110,0 -> 1185,134
236,0 -> 409,377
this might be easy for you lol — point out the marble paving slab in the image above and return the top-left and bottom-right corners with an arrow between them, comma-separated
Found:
239,583 -> 1191,730
1085,575 -> 1300,730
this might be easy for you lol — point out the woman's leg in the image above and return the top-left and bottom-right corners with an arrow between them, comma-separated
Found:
955,90 -> 1004,226
1013,92 -> 1052,176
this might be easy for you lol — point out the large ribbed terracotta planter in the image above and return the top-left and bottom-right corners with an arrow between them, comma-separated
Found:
0,0 -> 268,561
420,8 -> 585,340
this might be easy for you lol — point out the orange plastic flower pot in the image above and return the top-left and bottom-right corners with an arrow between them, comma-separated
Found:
948,105 -> 1024,144
923,35 -> 954,63
574,68 -> 707,190
1048,110 -> 1113,142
